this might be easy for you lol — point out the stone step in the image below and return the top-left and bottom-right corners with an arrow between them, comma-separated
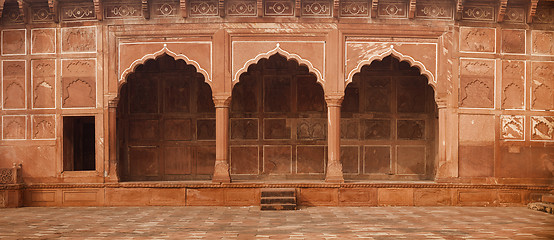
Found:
260,204 -> 297,211
261,197 -> 296,205
260,188 -> 296,198
542,194 -> 554,204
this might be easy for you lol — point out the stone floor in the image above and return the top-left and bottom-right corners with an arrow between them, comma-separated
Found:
0,206 -> 552,239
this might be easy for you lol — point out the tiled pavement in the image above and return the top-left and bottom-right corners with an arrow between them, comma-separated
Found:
0,206 -> 553,239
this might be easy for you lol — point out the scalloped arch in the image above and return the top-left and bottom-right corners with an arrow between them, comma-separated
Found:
346,46 -> 436,91
118,44 -> 212,91
233,43 -> 324,87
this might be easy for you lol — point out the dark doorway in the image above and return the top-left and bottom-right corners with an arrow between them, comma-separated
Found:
231,54 -> 327,180
342,55 -> 438,180
63,116 -> 96,171
117,54 -> 216,181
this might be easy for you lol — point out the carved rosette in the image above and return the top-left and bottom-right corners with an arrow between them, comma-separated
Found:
500,115 -> 524,140
340,0 -> 369,17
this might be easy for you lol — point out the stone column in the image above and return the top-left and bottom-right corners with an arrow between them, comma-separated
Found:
435,100 -> 457,180
325,93 -> 344,183
212,95 -> 231,183
107,99 -> 119,182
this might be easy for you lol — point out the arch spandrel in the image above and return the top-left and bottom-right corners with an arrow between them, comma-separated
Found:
232,41 -> 326,87
118,42 -> 212,90
345,42 -> 438,89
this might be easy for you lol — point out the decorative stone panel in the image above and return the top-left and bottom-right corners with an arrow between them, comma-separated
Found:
231,146 -> 259,174
189,0 -> 219,17
378,1 -> 407,18
459,59 -> 495,108
31,115 -> 56,140
2,3 -> 23,24
297,118 -> 326,140
32,59 -> 56,109
61,27 -> 96,53
302,0 -> 332,17
415,1 -> 452,19
531,116 -> 554,141
531,62 -> 554,110
364,146 -> 391,174
153,0 -> 180,17
503,7 -> 525,23
533,7 -> 554,24
264,145 -> 292,174
61,2 -> 96,21
31,5 -> 54,23
532,31 -> 554,55
197,119 -> 216,140
2,116 -> 26,140
397,120 -> 425,140
227,0 -> 257,16
61,59 -> 96,108
31,28 -> 56,55
1,29 -> 26,56
2,60 -> 26,109
397,146 -> 425,175
265,0 -> 295,16
500,115 -> 524,140
501,60 -> 525,109
104,1 -> 142,19
340,0 -> 369,17
459,27 -> 495,53
296,145 -> 325,174
501,29 -> 525,54
459,114 -> 495,144
461,4 -> 494,21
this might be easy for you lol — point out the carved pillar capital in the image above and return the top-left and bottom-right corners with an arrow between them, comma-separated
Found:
213,94 -> 232,108
108,97 -> 119,109
325,93 -> 344,107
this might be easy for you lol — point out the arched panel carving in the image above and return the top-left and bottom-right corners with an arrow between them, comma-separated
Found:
232,41 -> 325,87
118,42 -> 212,90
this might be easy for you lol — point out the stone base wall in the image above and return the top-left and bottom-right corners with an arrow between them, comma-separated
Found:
19,183 -> 552,207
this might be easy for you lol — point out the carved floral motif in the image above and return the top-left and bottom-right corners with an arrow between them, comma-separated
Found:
32,59 -> 56,109
500,115 -> 524,140
31,29 -> 56,54
2,116 -> 26,140
378,1 -> 407,18
62,4 -> 96,21
415,2 -> 452,19
501,61 -> 525,109
2,61 -> 26,109
265,0 -> 294,16
459,59 -> 494,108
190,0 -> 219,16
532,31 -> 554,55
32,115 -> 56,140
531,62 -> 554,110
62,27 -> 96,53
531,116 -> 554,141
105,3 -> 142,19
62,60 -> 96,108
462,5 -> 494,21
460,27 -> 495,53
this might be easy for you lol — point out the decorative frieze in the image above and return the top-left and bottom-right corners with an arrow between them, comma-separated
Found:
265,0 -> 294,16
189,0 -> 219,17
533,7 -> 554,24
301,0 -> 331,17
31,6 -> 54,22
61,3 -> 96,21
500,115 -> 524,140
227,0 -> 257,16
378,1 -> 407,18
461,5 -> 494,21
153,0 -> 180,17
340,0 -> 368,17
503,7 -> 525,23
2,3 -> 24,24
104,2 -> 142,19
415,1 -> 452,19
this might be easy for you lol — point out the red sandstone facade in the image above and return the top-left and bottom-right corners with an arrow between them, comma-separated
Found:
0,0 -> 553,207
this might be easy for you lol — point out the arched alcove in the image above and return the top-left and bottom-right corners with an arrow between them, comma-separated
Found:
117,54 -> 216,181
341,55 -> 438,180
230,53 -> 327,180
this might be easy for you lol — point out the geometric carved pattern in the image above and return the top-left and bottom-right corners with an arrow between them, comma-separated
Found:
153,0 -> 180,17
1,29 -> 26,55
61,3 -> 96,21
0,168 -> 14,184
503,7 -> 524,23
531,116 -> 554,141
301,0 -> 331,17
501,60 -> 525,109
31,28 -> 56,54
532,31 -> 554,55
378,0 -> 407,18
32,115 -> 56,140
415,1 -> 452,19
500,115 -> 524,140
461,4 -> 494,21
460,27 -> 495,53
61,27 -> 96,53
104,2 -> 142,19
533,7 -> 554,24
265,0 -> 294,16
31,6 -> 54,22
531,62 -> 554,110
62,59 -> 96,108
32,59 -> 56,109
189,0 -> 219,16
340,0 -> 369,17
2,115 -> 26,140
226,0 -> 257,16
2,60 -> 26,109
459,59 -> 495,108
